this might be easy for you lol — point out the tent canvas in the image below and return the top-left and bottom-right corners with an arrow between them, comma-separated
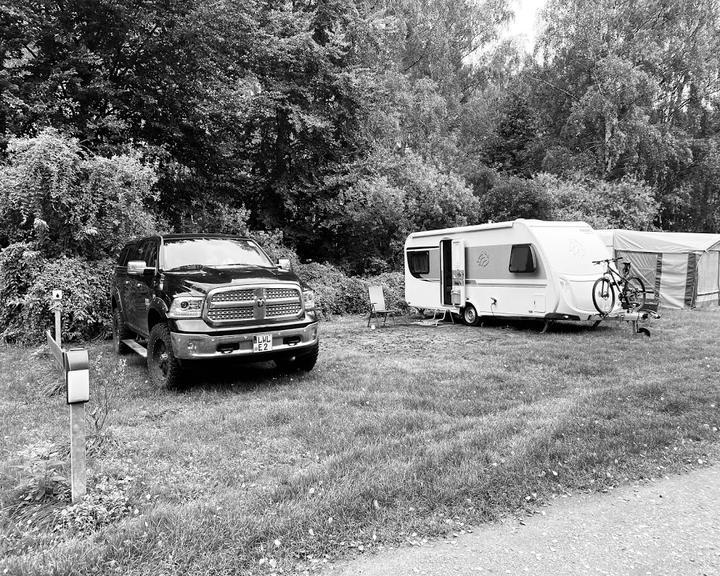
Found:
598,229 -> 720,309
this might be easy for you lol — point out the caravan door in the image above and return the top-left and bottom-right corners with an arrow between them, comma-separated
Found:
452,239 -> 466,306
440,239 -> 466,307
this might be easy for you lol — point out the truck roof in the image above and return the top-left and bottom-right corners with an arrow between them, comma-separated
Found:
125,233 -> 253,244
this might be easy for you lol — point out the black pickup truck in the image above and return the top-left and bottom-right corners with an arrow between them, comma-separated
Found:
110,234 -> 319,388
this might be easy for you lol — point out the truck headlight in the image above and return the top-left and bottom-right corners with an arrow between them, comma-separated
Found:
303,289 -> 316,311
168,296 -> 204,318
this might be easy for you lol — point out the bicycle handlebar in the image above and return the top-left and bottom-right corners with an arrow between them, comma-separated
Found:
592,256 -> 624,265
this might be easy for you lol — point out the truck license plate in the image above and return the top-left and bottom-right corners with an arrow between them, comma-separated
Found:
253,334 -> 273,352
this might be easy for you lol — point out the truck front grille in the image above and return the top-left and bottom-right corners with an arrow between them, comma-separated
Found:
207,307 -> 254,322
204,285 -> 303,326
210,289 -> 255,303
266,288 -> 297,300
266,303 -> 302,317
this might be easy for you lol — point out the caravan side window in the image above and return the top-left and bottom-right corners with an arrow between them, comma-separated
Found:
408,250 -> 430,276
509,244 -> 536,273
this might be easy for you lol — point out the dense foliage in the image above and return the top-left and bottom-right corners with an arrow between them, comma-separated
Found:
2,0 -> 720,339
0,130 -> 159,342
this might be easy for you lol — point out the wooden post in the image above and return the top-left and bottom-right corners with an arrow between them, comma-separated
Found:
49,290 -> 88,503
70,403 -> 86,502
54,306 -> 62,347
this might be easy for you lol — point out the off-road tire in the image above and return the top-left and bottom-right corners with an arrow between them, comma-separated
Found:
112,306 -> 133,355
275,342 -> 320,373
147,323 -> 183,389
462,304 -> 480,326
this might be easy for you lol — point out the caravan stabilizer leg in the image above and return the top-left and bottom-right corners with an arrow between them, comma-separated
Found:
541,320 -> 551,334
631,320 -> 651,337
625,313 -> 652,337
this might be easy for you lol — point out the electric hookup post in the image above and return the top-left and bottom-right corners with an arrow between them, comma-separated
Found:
46,289 -> 90,503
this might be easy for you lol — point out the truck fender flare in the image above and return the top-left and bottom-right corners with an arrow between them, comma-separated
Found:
148,297 -> 170,323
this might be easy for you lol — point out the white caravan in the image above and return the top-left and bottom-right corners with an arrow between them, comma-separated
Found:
404,219 -> 616,325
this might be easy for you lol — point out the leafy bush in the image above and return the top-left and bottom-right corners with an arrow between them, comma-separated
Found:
0,245 -> 114,344
250,229 -> 303,270
0,128 -> 161,259
475,174 -> 553,222
304,150 -> 481,274
295,261 -> 404,317
0,129 -> 160,343
536,172 -> 659,230
366,271 -> 405,311
179,200 -> 250,236
295,262 -> 368,316
0,243 -> 44,335
395,152 -> 481,232
328,175 -> 410,273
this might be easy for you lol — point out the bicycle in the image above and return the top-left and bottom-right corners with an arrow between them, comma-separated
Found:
591,257 -> 646,315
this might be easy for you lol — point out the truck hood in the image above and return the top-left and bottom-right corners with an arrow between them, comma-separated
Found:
163,266 -> 301,296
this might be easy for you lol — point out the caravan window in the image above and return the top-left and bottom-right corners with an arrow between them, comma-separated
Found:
509,244 -> 536,273
408,250 -> 430,276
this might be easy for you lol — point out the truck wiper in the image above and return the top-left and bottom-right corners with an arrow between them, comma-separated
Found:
166,264 -> 205,271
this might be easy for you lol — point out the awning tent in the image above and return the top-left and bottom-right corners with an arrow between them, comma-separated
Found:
598,230 -> 720,309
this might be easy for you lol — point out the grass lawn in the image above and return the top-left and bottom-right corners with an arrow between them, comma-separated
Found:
1,310 -> 719,575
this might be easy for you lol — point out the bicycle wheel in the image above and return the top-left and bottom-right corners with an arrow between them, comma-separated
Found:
592,276 -> 616,315
622,276 -> 646,310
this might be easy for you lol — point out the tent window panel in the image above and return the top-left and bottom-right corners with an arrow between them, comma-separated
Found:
408,251 -> 430,276
617,251 -> 658,301
696,250 -> 720,302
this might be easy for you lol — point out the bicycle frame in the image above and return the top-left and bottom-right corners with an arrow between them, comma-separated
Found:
602,262 -> 628,290
593,257 -> 644,311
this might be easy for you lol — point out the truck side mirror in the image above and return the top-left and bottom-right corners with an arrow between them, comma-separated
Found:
277,258 -> 291,271
127,260 -> 148,275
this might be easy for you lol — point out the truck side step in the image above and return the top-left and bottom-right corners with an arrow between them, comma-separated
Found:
122,339 -> 148,358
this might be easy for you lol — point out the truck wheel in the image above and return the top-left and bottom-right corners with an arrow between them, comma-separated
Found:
275,342 -> 319,373
112,306 -> 132,355
462,304 -> 480,326
147,323 -> 183,389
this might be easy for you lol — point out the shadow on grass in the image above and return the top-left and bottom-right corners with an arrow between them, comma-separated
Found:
179,357 -> 306,394
377,314 -> 605,334
467,316 -> 608,334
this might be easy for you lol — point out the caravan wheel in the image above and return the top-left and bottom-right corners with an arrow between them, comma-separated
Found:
462,304 -> 480,326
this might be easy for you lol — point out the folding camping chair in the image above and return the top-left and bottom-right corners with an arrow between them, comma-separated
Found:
367,285 -> 400,327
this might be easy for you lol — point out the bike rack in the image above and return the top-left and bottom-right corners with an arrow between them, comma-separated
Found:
593,309 -> 660,337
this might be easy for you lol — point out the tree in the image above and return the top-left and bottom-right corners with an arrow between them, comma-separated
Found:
527,0 -> 720,230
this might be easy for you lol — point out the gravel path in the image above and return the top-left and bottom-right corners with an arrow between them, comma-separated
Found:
328,465 -> 720,576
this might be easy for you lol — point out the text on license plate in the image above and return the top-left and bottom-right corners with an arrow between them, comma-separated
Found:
253,334 -> 273,352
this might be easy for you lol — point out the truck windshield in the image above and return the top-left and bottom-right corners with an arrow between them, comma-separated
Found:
162,238 -> 273,270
